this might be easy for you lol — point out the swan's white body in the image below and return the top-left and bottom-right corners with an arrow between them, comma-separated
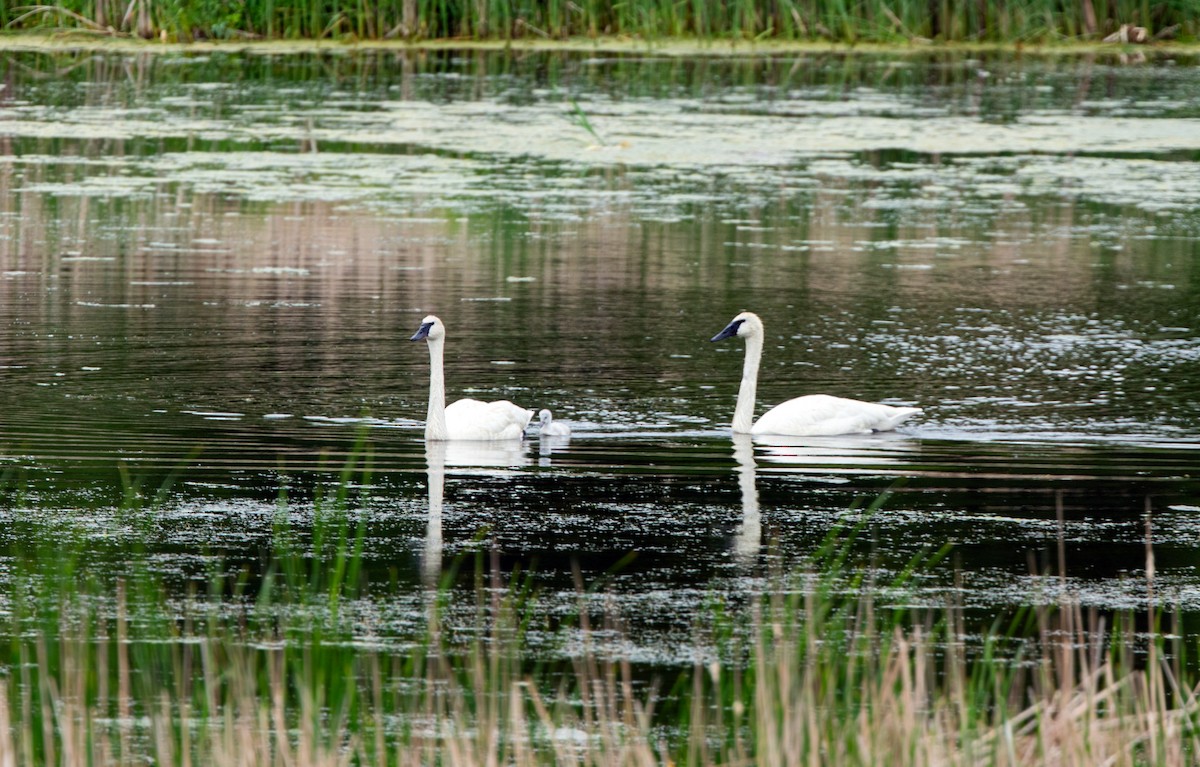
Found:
712,312 -> 921,437
538,409 -> 571,437
411,315 -> 533,441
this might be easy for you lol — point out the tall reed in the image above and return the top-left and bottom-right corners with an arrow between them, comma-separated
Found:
2,0 -> 1195,42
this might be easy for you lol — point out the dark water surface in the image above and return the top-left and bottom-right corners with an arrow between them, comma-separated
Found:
1,47 -> 1198,661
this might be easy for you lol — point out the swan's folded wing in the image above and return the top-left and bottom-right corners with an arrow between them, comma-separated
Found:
752,394 -> 920,437
445,398 -> 533,440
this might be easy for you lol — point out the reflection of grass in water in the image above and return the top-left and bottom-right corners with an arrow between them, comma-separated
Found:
3,467 -> 1200,764
2,1 -> 1194,43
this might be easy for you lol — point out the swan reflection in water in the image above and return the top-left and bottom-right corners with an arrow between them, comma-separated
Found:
732,433 -> 761,567
422,440 -> 531,588
538,432 -> 571,466
751,430 -> 919,473
730,431 -> 926,567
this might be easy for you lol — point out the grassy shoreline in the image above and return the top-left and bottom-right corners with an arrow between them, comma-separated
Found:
2,30 -> 1199,56
3,0 -> 1197,46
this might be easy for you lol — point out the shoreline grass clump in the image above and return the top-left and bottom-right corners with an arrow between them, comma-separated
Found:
2,0 -> 1196,44
4,478 -> 1200,765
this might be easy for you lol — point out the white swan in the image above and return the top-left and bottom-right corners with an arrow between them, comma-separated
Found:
711,311 -> 922,436
537,408 -> 571,437
410,315 -> 533,441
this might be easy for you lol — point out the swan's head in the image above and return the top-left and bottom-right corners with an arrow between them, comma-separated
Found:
711,311 -> 763,342
410,315 -> 445,342
538,408 -> 553,426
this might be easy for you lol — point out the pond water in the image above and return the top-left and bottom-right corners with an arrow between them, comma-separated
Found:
0,46 -> 1198,663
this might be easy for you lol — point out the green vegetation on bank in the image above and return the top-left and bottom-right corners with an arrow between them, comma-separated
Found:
1,0 -> 1195,44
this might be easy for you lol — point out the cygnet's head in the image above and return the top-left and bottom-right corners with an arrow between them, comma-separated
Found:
410,315 -> 445,342
538,409 -> 553,426
711,311 -> 763,342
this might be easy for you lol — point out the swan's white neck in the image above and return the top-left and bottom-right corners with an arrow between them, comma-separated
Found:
425,336 -> 449,441
733,332 -> 761,434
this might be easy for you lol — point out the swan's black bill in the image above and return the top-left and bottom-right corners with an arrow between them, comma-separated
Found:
410,321 -> 434,341
711,319 -> 744,342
